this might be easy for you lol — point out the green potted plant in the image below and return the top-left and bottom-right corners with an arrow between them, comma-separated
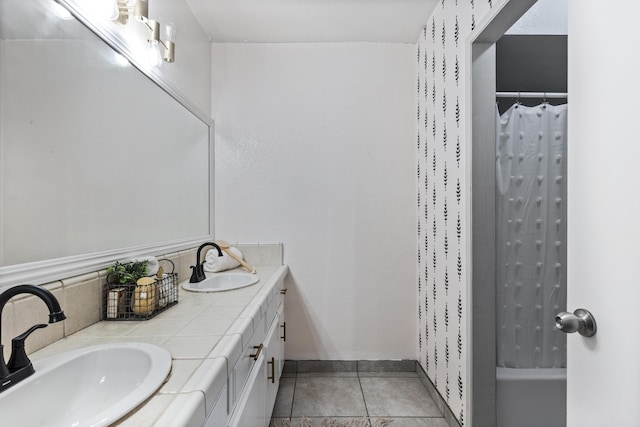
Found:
107,260 -> 149,285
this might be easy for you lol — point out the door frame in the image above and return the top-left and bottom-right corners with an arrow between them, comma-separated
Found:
468,1 -> 538,425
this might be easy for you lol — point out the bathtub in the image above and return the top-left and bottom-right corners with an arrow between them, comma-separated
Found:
496,367 -> 566,427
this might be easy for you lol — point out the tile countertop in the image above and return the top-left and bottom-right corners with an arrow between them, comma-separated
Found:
31,263 -> 289,427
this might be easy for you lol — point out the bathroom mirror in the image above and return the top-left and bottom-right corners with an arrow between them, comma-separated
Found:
0,0 -> 213,287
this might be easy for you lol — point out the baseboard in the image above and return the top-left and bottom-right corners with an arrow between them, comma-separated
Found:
283,359 -> 416,374
415,362 -> 462,427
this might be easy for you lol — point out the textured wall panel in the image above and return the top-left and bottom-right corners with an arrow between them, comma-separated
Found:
416,1 -> 507,424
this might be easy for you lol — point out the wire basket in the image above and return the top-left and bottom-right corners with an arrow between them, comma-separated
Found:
103,259 -> 178,320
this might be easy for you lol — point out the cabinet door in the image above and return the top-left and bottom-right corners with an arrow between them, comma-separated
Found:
265,311 -> 280,416
204,385 -> 228,427
228,352 -> 266,427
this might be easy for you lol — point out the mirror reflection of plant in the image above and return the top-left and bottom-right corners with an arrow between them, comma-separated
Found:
107,260 -> 149,284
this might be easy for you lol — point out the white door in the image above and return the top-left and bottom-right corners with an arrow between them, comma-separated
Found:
566,1 -> 640,425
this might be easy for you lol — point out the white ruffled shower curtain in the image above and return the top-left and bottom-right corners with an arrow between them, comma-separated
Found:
495,103 -> 568,369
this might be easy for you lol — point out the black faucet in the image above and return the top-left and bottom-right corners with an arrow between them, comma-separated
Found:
189,242 -> 223,283
0,284 -> 66,392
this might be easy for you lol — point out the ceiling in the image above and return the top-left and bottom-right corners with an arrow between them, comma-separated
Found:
184,0 -> 439,43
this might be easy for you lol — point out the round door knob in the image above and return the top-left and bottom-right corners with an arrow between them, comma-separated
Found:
555,308 -> 597,337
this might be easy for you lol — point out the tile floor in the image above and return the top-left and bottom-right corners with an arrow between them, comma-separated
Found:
270,364 -> 449,427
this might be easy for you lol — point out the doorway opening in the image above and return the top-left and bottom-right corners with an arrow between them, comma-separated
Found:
470,1 -> 568,426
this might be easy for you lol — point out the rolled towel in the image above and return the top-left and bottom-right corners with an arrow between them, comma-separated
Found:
204,246 -> 243,272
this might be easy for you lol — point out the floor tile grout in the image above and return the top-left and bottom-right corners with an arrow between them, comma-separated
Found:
356,370 -> 371,419
289,374 -> 297,419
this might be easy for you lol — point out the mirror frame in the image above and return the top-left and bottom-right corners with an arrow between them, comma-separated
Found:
0,0 -> 214,288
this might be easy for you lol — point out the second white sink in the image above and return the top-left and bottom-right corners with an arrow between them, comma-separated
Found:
0,342 -> 171,427
182,272 -> 259,292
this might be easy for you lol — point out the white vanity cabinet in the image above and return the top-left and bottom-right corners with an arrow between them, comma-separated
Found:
36,260 -> 289,427
222,269 -> 287,427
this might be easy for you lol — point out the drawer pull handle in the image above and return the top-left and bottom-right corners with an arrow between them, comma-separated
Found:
280,322 -> 286,341
250,343 -> 263,361
280,288 -> 288,295
267,357 -> 275,383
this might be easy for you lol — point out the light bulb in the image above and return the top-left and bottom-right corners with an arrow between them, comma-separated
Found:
148,45 -> 162,67
165,23 -> 175,41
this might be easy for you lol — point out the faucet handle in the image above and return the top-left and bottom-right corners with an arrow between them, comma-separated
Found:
189,265 -> 200,283
7,324 -> 46,371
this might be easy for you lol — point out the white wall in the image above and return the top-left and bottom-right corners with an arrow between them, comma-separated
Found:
416,1 -> 510,423
212,43 -> 417,360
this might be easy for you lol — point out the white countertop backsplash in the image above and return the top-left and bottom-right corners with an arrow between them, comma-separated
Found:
30,243 -> 287,427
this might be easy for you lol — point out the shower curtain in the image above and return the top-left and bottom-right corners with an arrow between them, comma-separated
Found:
496,102 -> 568,369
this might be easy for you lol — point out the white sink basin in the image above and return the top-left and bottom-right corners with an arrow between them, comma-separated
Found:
182,272 -> 259,292
0,342 -> 171,427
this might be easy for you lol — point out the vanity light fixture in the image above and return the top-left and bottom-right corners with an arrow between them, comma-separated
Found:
145,20 -> 175,63
112,0 -> 175,63
147,19 -> 160,43
162,39 -> 175,63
